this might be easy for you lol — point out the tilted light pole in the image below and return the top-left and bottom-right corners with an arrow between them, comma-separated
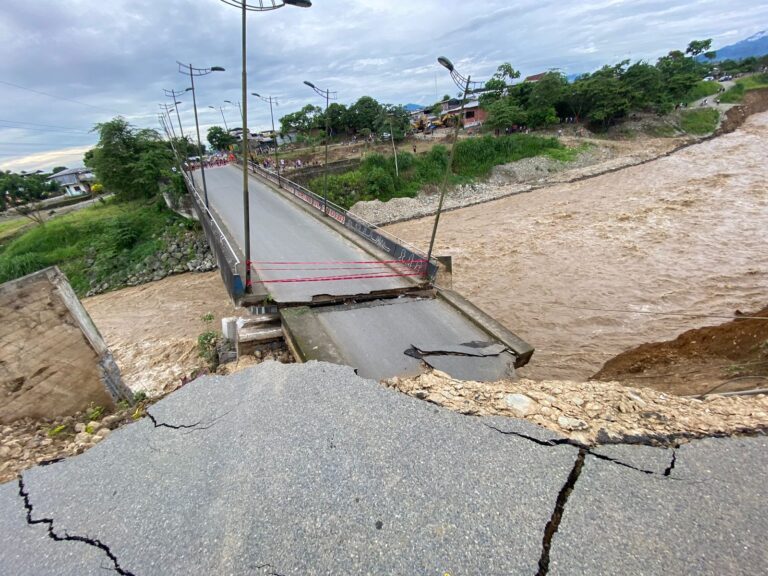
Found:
159,103 -> 178,140
388,114 -> 399,178
425,56 -> 484,276
208,105 -> 230,132
177,62 -> 225,208
220,0 -> 312,294
163,87 -> 192,138
252,92 -> 281,186
224,99 -> 244,123
304,80 -> 337,215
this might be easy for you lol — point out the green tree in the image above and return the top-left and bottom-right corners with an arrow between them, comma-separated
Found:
85,117 -> 173,200
485,98 -> 527,131
686,39 -> 712,57
207,125 -> 237,151
51,166 -> 68,174
346,96 -> 384,133
479,62 -> 521,106
279,104 -> 322,134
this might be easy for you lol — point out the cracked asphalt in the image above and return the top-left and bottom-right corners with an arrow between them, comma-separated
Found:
1,361 -> 767,575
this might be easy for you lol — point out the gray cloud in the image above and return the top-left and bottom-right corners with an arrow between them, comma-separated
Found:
1,0 -> 766,171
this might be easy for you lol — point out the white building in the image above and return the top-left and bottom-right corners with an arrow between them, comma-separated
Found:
47,167 -> 95,197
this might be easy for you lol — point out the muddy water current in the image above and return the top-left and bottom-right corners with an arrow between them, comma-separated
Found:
386,112 -> 768,381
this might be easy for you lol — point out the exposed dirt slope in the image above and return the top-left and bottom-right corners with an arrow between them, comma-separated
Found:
593,307 -> 768,396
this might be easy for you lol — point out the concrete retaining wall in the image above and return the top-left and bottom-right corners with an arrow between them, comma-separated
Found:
0,267 -> 131,424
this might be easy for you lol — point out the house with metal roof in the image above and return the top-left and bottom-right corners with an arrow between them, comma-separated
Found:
47,167 -> 95,197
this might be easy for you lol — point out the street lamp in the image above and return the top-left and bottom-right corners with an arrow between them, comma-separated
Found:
387,113 -> 399,178
219,0 -> 312,294
159,103 -> 178,140
163,87 -> 192,138
177,62 -> 225,208
426,56 -> 484,275
304,80 -> 337,215
208,105 -> 229,131
252,92 -> 281,186
224,100 -> 244,123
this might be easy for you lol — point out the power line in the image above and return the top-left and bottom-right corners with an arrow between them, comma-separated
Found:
0,79 -> 123,115
0,124 -> 91,136
0,118 -> 91,132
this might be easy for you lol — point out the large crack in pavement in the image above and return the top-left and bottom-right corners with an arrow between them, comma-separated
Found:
485,423 -> 679,478
17,476 -> 135,576
536,449 -> 586,576
145,408 -> 234,433
485,424 -> 683,575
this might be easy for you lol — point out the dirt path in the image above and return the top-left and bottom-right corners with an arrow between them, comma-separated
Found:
84,271 -> 244,395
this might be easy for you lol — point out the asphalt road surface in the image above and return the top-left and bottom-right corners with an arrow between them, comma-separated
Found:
195,165 -> 412,303
4,362 -> 767,575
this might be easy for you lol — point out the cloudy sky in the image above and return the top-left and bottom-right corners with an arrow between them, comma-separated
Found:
1,0 -> 765,172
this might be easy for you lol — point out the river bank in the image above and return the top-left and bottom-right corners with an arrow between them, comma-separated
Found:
352,87 -> 768,226
385,110 -> 768,385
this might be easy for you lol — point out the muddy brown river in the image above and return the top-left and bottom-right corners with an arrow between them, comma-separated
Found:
387,112 -> 768,381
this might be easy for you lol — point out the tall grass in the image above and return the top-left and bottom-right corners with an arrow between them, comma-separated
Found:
311,134 -> 567,209
0,198 -> 190,294
679,108 -> 720,134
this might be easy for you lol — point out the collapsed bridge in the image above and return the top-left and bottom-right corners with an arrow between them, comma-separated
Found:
185,161 -> 532,381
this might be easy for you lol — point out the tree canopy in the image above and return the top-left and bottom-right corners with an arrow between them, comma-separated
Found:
207,125 -> 237,151
0,171 -> 59,212
85,117 -> 173,200
483,39 -> 717,130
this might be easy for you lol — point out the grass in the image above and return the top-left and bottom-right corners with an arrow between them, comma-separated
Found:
679,108 -> 720,134
0,197 -> 192,294
0,217 -> 29,244
682,80 -> 721,104
719,73 -> 768,103
311,133 -> 570,209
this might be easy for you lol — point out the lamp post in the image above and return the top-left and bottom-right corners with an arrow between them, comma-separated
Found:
388,114 -> 399,178
252,92 -> 281,186
163,87 -> 192,138
224,100 -> 244,123
177,62 -> 225,208
159,103 -> 178,140
304,80 -> 337,215
220,0 -> 312,294
208,105 -> 229,131
426,56 -> 484,276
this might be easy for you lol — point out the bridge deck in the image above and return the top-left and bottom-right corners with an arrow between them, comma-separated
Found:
198,165 -> 414,304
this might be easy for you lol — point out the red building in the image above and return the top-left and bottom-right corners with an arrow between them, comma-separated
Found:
443,100 -> 487,128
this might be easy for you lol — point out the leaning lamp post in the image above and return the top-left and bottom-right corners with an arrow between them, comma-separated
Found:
220,0 -> 312,293
177,62 -> 225,208
304,80 -> 337,215
425,56 -> 484,277
163,87 -> 192,138
253,92 -> 281,186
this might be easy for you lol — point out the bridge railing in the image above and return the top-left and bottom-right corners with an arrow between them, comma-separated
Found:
182,171 -> 245,298
246,160 -> 438,280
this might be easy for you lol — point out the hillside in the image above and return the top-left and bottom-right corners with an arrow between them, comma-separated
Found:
710,30 -> 768,61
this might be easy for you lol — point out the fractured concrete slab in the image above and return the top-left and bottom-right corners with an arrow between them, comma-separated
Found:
0,482 -> 106,576
22,361 -> 577,575
550,436 -> 768,575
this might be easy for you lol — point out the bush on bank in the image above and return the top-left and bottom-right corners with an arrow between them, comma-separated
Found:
0,197 -> 198,295
309,133 -> 568,209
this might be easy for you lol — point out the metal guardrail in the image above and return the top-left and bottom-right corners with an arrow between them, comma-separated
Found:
246,160 -> 439,280
183,171 -> 245,298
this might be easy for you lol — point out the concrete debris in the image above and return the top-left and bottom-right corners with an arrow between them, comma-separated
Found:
385,370 -> 768,445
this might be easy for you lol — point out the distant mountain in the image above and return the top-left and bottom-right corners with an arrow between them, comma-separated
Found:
403,103 -> 424,112
708,30 -> 768,61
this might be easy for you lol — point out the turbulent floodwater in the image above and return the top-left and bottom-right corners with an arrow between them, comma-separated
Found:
386,112 -> 768,381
